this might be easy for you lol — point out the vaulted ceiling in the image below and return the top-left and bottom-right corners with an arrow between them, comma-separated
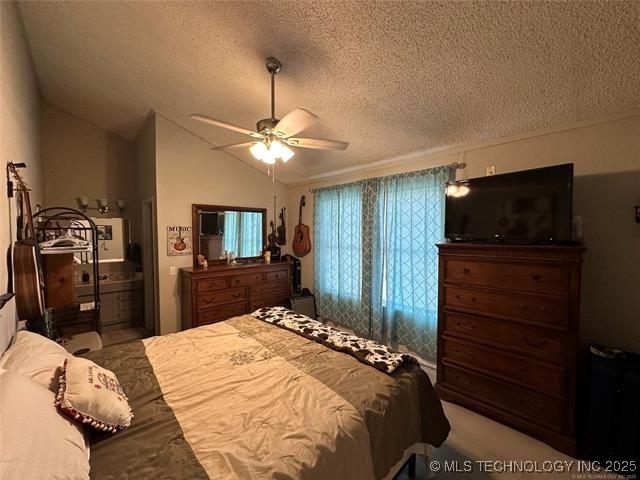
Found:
18,1 -> 640,184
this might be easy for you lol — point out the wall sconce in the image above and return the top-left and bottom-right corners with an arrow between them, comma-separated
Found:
77,197 -> 126,215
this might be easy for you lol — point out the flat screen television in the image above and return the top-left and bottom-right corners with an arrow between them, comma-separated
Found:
445,163 -> 574,244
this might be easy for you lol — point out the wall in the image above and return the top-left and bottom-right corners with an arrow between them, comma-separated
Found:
40,102 -> 140,240
134,115 -> 157,332
0,2 -> 42,293
288,115 -> 640,352
154,114 -> 289,334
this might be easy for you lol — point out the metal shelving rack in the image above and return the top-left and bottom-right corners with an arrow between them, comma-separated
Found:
33,207 -> 101,334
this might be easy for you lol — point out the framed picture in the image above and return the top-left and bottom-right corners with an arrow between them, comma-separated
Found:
167,226 -> 192,256
96,225 -> 113,240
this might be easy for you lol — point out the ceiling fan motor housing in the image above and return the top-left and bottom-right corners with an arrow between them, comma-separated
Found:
257,117 -> 280,134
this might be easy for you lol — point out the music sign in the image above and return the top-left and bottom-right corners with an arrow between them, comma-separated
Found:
167,226 -> 192,256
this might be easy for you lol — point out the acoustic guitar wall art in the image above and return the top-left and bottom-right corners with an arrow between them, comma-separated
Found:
292,196 -> 311,257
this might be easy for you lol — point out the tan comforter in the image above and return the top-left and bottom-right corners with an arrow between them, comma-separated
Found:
86,314 -> 450,479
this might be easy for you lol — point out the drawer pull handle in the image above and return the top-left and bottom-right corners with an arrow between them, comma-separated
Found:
523,335 -> 547,348
532,274 -> 541,281
463,267 -> 471,274
455,294 -> 461,299
540,306 -> 548,312
455,321 -> 476,330
520,303 -> 526,308
471,297 -> 476,302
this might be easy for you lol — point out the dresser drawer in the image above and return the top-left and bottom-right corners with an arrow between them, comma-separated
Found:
443,312 -> 566,364
445,286 -> 567,328
197,302 -> 247,326
446,259 -> 569,295
442,337 -> 565,397
196,277 -> 228,293
197,287 -> 247,310
250,296 -> 289,311
441,364 -> 565,432
229,273 -> 264,287
265,269 -> 288,283
250,283 -> 289,299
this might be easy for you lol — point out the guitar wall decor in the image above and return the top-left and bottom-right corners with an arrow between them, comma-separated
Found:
167,226 -> 192,256
292,195 -> 311,257
7,162 -> 45,323
277,207 -> 286,246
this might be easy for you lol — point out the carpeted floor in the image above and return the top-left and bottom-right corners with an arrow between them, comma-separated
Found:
394,366 -> 583,479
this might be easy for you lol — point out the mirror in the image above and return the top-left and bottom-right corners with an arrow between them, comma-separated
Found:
75,217 -> 129,263
192,204 -> 266,265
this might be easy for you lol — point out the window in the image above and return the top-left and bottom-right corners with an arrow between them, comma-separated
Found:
312,165 -> 454,361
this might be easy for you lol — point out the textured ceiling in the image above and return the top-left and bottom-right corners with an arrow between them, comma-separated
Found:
18,1 -> 640,184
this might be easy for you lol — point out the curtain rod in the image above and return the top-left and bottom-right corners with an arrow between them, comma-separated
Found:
310,161 -> 466,193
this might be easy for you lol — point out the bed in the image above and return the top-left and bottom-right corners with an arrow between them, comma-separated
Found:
1,306 -> 450,479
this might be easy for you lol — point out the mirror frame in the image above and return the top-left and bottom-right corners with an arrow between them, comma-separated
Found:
191,204 -> 267,267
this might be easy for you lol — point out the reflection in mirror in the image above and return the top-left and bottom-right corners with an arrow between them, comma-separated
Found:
75,217 -> 129,263
199,211 -> 263,260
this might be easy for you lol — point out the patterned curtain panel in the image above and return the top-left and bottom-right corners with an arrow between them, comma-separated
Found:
223,212 -> 239,254
224,212 -> 262,257
371,167 -> 453,361
313,183 -> 372,337
312,165 -> 454,362
238,212 -> 262,257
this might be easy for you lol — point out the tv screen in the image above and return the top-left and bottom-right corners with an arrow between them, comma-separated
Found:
445,164 -> 573,243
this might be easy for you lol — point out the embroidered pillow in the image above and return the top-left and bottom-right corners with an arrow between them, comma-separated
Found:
55,357 -> 133,433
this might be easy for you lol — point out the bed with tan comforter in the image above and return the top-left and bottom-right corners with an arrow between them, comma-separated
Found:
85,313 -> 450,479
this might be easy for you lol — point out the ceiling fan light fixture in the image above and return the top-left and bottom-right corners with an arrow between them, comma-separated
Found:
280,144 -> 295,163
250,142 -> 268,160
262,149 -> 276,165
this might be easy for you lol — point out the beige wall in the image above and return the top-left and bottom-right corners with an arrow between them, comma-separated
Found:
288,115 -> 640,352
0,2 -> 42,292
41,102 -> 141,240
154,114 -> 290,334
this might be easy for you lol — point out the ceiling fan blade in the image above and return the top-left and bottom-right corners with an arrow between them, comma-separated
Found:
273,108 -> 318,138
210,142 -> 257,151
190,114 -> 263,138
286,137 -> 349,151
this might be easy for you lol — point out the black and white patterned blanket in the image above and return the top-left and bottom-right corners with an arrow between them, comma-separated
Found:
251,307 -> 418,374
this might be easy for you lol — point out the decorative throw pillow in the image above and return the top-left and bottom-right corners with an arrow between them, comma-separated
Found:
55,356 -> 133,433
0,369 -> 90,480
0,330 -> 70,392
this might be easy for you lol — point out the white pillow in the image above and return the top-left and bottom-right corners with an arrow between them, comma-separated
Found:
0,369 -> 90,480
0,330 -> 70,392
56,357 -> 133,433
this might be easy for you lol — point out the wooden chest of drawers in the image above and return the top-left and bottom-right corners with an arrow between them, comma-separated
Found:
180,261 -> 291,330
436,244 -> 585,455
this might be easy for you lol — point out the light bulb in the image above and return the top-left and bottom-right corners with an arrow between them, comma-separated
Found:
250,142 -> 267,160
262,149 -> 276,165
269,139 -> 285,157
280,144 -> 294,162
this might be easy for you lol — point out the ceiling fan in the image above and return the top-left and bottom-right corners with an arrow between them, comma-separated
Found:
190,57 -> 349,171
